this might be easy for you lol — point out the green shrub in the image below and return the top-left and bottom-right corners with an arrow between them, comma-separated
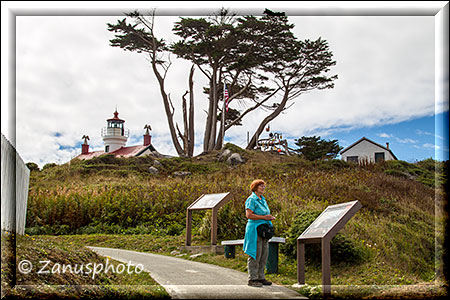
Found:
315,159 -> 350,170
328,159 -> 350,169
198,205 -> 247,240
26,162 -> 40,172
382,159 -> 440,188
281,210 -> 320,260
166,223 -> 184,236
25,226 -> 45,235
415,158 -> 437,172
224,143 -> 247,155
384,160 -> 411,172
180,161 -> 216,173
85,154 -> 119,165
25,224 -> 71,235
42,163 -> 57,170
152,157 -> 220,175
384,169 -> 410,179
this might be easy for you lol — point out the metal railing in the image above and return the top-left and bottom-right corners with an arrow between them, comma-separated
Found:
101,127 -> 129,138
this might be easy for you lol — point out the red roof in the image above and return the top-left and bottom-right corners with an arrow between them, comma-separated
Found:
75,150 -> 105,160
75,144 -> 155,160
107,110 -> 125,123
112,145 -> 148,157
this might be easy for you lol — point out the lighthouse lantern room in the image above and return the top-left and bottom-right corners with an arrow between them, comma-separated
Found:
101,109 -> 129,153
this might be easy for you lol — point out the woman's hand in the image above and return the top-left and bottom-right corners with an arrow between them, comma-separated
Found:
264,214 -> 275,220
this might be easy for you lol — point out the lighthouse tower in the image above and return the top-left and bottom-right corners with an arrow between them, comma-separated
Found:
101,109 -> 129,153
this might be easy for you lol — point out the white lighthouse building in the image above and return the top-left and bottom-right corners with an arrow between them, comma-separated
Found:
76,109 -> 168,160
101,109 -> 129,153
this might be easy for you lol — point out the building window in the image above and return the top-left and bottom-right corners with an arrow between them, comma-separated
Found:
347,156 -> 358,163
375,152 -> 385,163
105,145 -> 110,153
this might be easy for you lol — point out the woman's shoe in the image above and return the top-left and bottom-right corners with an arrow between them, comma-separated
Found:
258,279 -> 272,285
248,280 -> 263,287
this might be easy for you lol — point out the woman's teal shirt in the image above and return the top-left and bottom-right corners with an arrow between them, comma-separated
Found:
243,192 -> 273,259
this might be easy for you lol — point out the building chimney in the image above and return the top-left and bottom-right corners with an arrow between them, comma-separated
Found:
81,135 -> 90,154
143,124 -> 152,146
144,134 -> 151,146
386,142 -> 389,149
82,144 -> 89,154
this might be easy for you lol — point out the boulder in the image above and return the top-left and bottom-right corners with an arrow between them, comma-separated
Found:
190,253 -> 203,258
217,149 -> 232,161
227,153 -> 244,165
173,171 -> 192,177
148,166 -> 159,174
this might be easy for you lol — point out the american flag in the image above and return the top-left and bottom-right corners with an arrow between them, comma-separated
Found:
224,83 -> 229,112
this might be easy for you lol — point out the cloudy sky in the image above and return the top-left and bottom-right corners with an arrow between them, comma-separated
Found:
2,2 -> 449,167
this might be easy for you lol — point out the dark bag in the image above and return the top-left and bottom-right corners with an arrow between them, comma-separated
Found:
257,223 -> 274,240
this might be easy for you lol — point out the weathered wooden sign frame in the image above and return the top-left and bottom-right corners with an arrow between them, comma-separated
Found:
185,192 -> 232,246
297,200 -> 362,296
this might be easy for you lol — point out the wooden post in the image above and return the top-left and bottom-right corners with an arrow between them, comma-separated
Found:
297,240 -> 305,284
211,207 -> 218,245
322,238 -> 331,296
185,209 -> 192,246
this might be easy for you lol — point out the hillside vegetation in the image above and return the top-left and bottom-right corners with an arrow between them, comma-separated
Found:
25,145 -> 447,287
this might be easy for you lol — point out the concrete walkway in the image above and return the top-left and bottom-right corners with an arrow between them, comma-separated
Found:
88,246 -> 306,299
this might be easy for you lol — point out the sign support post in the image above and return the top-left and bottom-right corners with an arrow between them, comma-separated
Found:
297,240 -> 305,284
186,209 -> 193,246
322,237 -> 331,295
211,207 -> 218,245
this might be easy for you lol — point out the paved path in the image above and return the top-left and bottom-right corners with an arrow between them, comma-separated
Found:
88,246 -> 306,299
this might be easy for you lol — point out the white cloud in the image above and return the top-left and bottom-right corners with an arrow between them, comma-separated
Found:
396,138 -> 418,144
377,133 -> 418,145
416,129 -> 445,140
377,133 -> 393,138
423,143 -> 440,149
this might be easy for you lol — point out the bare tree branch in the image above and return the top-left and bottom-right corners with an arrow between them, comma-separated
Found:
225,87 -> 280,131
167,93 -> 175,116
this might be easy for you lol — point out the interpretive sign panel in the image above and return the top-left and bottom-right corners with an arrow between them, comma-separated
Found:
297,200 -> 362,296
188,192 -> 230,210
186,192 -> 232,246
299,200 -> 360,240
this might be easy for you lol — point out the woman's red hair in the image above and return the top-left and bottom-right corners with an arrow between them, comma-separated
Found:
250,179 -> 265,192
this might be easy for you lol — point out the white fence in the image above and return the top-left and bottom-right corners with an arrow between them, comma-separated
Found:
1,133 -> 30,235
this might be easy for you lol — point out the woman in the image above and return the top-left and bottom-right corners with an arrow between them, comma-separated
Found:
243,179 -> 275,287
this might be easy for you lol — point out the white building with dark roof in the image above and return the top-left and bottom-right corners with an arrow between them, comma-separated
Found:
340,137 -> 398,163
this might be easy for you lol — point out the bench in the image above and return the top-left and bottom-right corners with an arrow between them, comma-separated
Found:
221,237 -> 286,273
